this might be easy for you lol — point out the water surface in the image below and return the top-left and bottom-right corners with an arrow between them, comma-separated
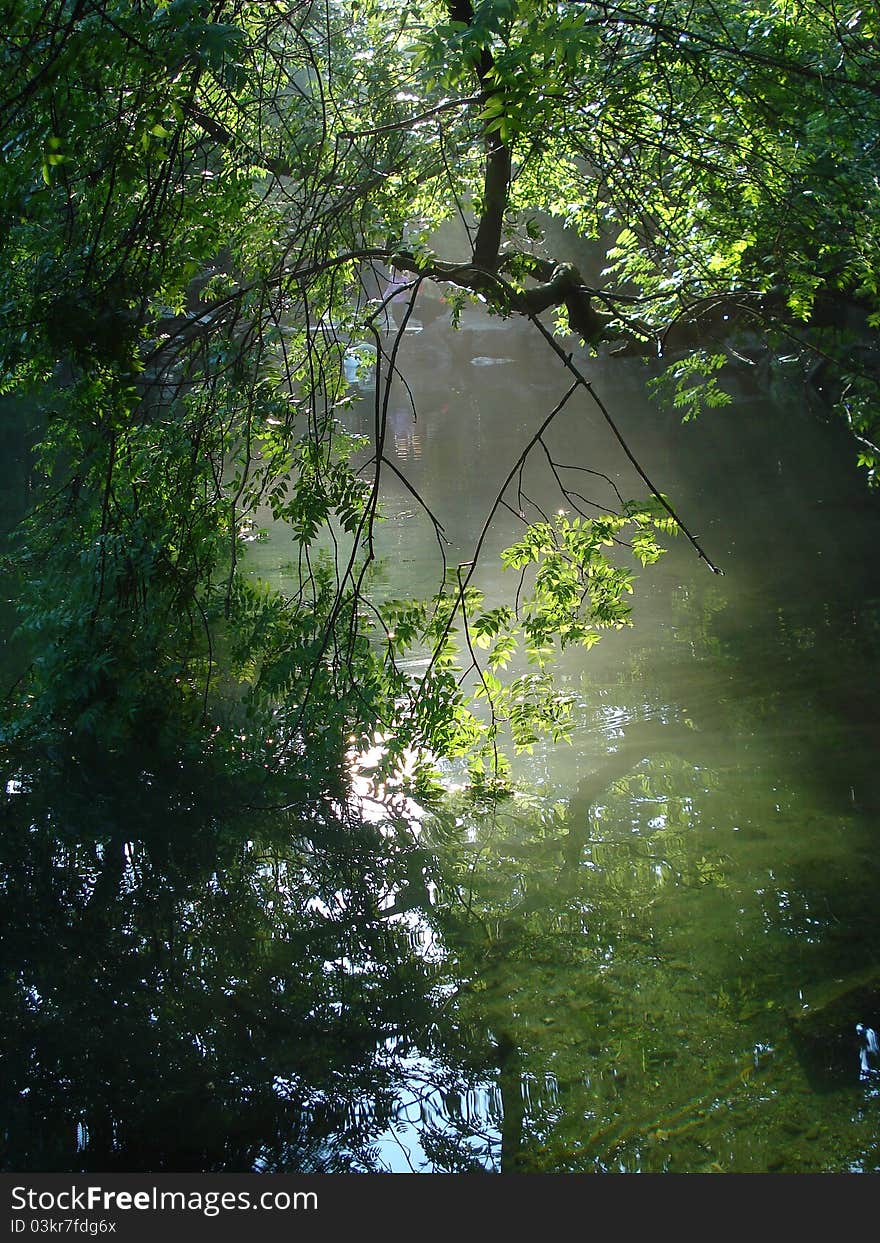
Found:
3,311 -> 880,1173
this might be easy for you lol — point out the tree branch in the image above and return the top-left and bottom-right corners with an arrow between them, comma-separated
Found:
449,0 -> 511,271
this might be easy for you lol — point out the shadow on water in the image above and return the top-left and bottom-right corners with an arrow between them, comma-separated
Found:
3,318 -> 880,1172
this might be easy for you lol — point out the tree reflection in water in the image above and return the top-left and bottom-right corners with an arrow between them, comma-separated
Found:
4,596 -> 880,1174
0,749 -> 452,1172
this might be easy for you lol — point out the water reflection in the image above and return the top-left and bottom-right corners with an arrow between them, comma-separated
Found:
4,312 -> 880,1172
0,756 -> 447,1172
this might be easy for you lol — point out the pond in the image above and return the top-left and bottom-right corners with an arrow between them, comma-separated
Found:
2,308 -> 880,1173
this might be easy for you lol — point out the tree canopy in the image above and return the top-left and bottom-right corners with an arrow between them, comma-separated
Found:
2,0 -> 879,796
